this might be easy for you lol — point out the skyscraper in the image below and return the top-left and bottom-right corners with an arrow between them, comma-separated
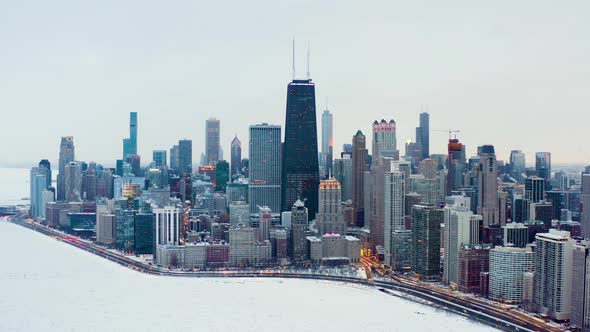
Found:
535,152 -> 552,182
477,145 -> 499,229
123,112 -> 138,159
38,159 -> 52,189
525,176 -> 545,203
316,178 -> 345,236
418,112 -> 430,159
30,167 -> 49,218
230,135 -> 242,177
170,145 -> 179,172
153,150 -> 167,168
352,130 -> 368,227
321,109 -> 333,177
383,164 -> 405,266
571,241 -> 590,332
372,119 -> 398,159
443,198 -> 482,286
57,136 -> 75,201
249,124 -> 281,213
282,79 -> 320,220
178,139 -> 192,177
509,150 -> 526,182
154,206 -> 182,246
489,246 -> 534,304
582,174 -> 590,238
411,204 -> 443,281
447,138 -> 464,193
533,230 -> 574,321
65,161 -> 82,202
290,199 -> 309,262
205,118 -> 221,165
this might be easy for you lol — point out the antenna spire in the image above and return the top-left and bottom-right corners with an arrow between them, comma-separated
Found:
307,41 -> 311,79
292,37 -> 296,80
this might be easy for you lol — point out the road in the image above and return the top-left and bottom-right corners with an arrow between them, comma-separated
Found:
6,214 -> 562,332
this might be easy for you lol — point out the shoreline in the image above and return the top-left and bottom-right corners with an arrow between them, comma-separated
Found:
5,213 -> 563,332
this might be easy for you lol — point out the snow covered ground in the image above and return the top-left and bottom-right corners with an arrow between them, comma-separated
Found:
0,220 -> 498,332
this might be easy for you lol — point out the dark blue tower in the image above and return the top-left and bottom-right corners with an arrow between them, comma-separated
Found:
281,79 -> 320,219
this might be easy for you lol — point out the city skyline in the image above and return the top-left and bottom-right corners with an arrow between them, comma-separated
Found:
2,1 -> 590,167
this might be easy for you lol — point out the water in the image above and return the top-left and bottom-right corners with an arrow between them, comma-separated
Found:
0,168 -> 29,206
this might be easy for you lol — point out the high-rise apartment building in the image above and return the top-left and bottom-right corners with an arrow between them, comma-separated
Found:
372,119 -> 398,159
282,79 -> 320,220
502,222 -> 529,248
447,138 -> 464,193
123,112 -> 138,159
291,199 -> 309,262
30,167 -> 49,218
321,109 -> 333,178
533,230 -> 574,321
352,130 -> 368,227
383,163 -> 405,266
38,159 -> 52,189
443,198 -> 482,286
582,174 -> 590,238
489,246 -> 534,304
572,241 -> 590,332
411,204 -> 443,281
249,124 -> 281,213
316,178 -> 345,236
205,118 -> 220,165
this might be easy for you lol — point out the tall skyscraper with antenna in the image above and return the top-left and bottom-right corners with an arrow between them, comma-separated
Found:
282,43 -> 320,219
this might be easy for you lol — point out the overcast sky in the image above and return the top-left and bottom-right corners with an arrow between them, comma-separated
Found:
1,0 -> 589,168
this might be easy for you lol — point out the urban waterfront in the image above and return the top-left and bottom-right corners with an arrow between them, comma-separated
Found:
0,220 -> 497,332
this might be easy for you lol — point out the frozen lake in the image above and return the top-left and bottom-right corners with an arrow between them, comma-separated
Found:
0,220 -> 497,332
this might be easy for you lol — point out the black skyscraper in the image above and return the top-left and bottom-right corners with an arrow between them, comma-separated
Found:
282,79 -> 320,219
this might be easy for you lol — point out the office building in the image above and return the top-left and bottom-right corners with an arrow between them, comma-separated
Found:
477,145 -> 499,228
533,230 -> 574,321
57,136 -> 75,201
502,222 -> 529,248
415,112 -> 429,160
178,139 -> 192,177
411,204 -> 443,281
333,154 -> 352,202
509,150 -> 526,183
154,206 -> 182,246
525,176 -> 545,203
30,167 -> 49,218
205,118 -> 220,165
352,130 -> 368,226
64,161 -> 82,202
230,135 -> 242,177
170,145 -> 179,172
535,152 -> 552,182
153,150 -> 167,168
489,246 -> 533,304
282,79 -> 320,220
38,159 -> 52,189
249,124 -> 281,213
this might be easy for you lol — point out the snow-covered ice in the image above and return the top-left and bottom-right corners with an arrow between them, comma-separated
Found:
0,220 -> 498,332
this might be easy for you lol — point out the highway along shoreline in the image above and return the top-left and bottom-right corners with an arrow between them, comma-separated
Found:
5,215 -> 552,332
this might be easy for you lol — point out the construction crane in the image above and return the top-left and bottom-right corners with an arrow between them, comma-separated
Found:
433,129 -> 461,140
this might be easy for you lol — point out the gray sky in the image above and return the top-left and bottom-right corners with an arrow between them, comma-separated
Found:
1,0 -> 589,168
